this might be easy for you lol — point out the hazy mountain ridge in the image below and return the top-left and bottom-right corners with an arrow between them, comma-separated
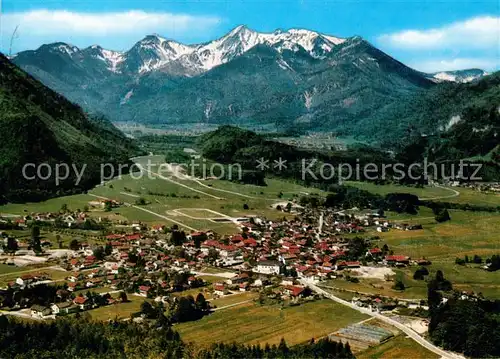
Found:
12,25 -> 485,138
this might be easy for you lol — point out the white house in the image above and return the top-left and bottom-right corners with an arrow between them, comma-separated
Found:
255,260 -> 282,275
31,305 -> 52,318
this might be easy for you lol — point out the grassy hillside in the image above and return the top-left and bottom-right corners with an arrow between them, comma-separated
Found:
0,53 -> 139,203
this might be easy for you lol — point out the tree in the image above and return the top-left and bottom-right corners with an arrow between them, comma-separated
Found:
104,243 -> 113,256
118,291 -> 128,302
243,203 -> 249,210
393,279 -> 405,291
69,239 -> 80,251
93,246 -> 105,260
195,293 -> 209,311
207,248 -> 219,263
135,198 -> 147,206
104,201 -> 112,212
434,208 -> 451,223
278,338 -> 289,355
140,301 -> 155,318
5,237 -> 18,254
382,244 -> 389,254
56,234 -> 63,249
30,225 -> 42,253
170,230 -> 186,246
413,266 -> 429,280
61,203 -> 68,212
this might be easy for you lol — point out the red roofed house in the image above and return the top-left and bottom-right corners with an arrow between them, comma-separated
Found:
385,255 -> 410,266
213,283 -> 227,296
138,285 -> 151,296
284,285 -> 305,297
73,296 -> 91,310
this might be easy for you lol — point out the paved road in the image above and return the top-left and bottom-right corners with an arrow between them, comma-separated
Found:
300,279 -> 465,359
0,309 -> 43,320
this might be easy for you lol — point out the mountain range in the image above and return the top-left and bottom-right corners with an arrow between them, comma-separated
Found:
11,26 -> 488,138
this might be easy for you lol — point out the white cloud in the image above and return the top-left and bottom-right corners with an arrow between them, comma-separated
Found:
411,58 -> 498,72
378,16 -> 500,50
2,9 -> 221,39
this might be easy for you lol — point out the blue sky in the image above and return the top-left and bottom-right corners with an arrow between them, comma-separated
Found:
1,0 -> 499,72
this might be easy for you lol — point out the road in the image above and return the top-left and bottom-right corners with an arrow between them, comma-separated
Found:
420,184 -> 460,201
300,279 -> 465,359
0,265 -> 66,277
136,163 -> 223,200
165,163 -> 257,199
0,309 -> 44,320
211,299 -> 254,311
192,271 -> 237,279
88,193 -> 199,232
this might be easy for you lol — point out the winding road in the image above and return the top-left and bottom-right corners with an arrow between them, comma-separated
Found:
300,279 -> 465,359
419,184 -> 460,201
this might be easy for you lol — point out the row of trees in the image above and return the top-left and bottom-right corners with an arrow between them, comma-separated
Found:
427,271 -> 500,357
0,314 -> 354,358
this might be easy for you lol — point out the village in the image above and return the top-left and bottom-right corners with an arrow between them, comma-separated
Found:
0,196 -> 436,324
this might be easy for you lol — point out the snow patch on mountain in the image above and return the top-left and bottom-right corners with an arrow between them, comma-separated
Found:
130,26 -> 346,74
120,89 -> 134,105
56,44 -> 79,56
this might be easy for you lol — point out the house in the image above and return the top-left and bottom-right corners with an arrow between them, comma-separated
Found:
73,296 -> 91,310
255,260 -> 282,275
335,261 -> 360,270
406,224 -> 423,231
283,285 -> 305,298
138,285 -> 151,296
367,248 -> 383,258
213,283 -> 227,296
228,272 -> 250,285
239,283 -> 249,292
31,304 -> 52,318
67,282 -> 82,292
16,274 -> 35,287
51,302 -> 79,315
385,255 -> 410,266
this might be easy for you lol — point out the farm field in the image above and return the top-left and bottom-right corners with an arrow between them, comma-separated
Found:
0,267 -> 68,287
175,299 -> 368,347
347,208 -> 500,299
347,180 -> 500,207
346,181 -> 452,200
0,263 -> 27,274
377,210 -> 500,262
0,156 -> 317,235
357,334 -> 440,359
210,291 -> 258,308
442,186 -> 500,207
86,294 -> 147,321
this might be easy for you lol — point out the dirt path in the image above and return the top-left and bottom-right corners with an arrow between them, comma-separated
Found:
420,184 -> 460,201
136,163 -> 224,200
88,194 -> 199,231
